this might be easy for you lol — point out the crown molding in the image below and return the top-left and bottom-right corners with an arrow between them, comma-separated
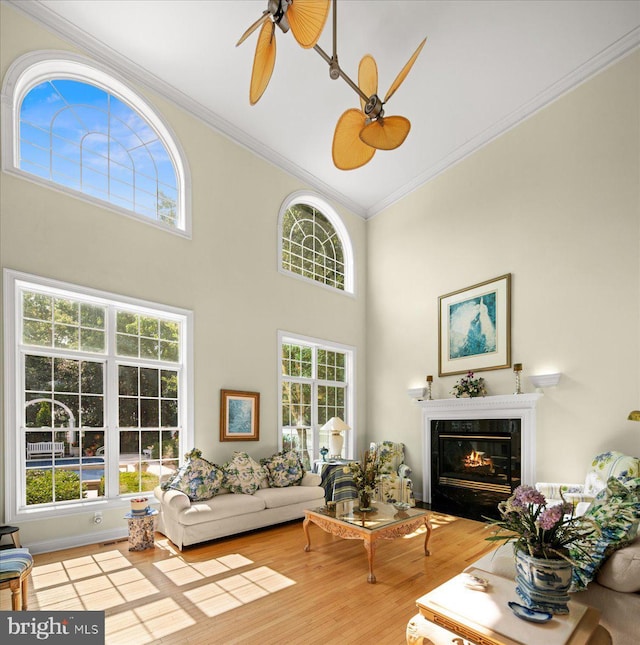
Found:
365,25 -> 640,219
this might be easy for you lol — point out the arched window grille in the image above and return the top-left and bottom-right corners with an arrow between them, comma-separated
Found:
2,52 -> 190,235
279,192 -> 354,294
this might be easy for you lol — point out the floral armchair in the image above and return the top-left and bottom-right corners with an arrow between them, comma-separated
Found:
372,441 -> 415,507
536,451 -> 640,515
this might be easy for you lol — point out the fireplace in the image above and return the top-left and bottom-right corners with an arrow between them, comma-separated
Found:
431,418 -> 521,520
416,393 -> 541,521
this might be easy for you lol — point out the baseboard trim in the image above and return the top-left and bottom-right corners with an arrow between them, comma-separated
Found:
25,527 -> 128,555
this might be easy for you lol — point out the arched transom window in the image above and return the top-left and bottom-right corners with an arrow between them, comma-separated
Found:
2,52 -> 190,235
279,193 -> 354,294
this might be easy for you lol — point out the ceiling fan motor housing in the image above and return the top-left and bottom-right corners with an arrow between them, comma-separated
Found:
270,0 -> 291,33
365,94 -> 384,119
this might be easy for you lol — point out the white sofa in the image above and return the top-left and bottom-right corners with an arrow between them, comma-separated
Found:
154,472 -> 325,550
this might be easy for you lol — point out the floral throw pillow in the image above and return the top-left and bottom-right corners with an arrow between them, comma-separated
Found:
223,452 -> 268,495
569,476 -> 640,591
161,448 -> 224,501
260,450 -> 304,487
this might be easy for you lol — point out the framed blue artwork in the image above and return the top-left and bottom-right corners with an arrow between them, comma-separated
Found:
438,274 -> 511,376
220,390 -> 260,441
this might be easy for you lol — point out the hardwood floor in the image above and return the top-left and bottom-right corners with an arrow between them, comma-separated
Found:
3,511 -> 497,644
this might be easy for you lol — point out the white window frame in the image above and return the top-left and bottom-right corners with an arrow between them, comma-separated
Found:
1,50 -> 192,238
277,330 -> 356,462
278,191 -> 355,296
3,269 -> 194,521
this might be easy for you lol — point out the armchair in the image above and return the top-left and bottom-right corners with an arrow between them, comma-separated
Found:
372,441 -> 415,507
536,451 -> 640,515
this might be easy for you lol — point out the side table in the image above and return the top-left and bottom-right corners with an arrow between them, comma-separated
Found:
409,568 -> 609,645
125,510 -> 158,552
0,526 -> 21,550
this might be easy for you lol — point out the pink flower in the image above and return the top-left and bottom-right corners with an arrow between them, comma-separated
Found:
537,504 -> 563,530
512,485 -> 545,507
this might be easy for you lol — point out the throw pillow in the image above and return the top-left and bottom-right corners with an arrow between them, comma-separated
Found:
596,535 -> 640,593
223,452 -> 268,494
161,448 -> 224,501
569,476 -> 640,591
260,450 -> 304,487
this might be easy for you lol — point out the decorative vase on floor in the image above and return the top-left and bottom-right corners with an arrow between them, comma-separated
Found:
514,549 -> 572,615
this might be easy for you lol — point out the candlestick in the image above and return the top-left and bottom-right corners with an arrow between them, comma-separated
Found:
513,363 -> 522,394
426,375 -> 433,400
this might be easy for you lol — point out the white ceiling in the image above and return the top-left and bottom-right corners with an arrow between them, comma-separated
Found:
11,0 -> 640,218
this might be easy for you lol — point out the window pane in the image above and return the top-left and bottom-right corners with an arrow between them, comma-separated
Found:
23,320 -> 52,346
54,358 -> 79,392
119,366 -> 138,396
80,362 -> 103,393
119,398 -> 138,427
25,355 -> 52,392
117,333 -> 138,357
24,292 -> 52,320
140,368 -> 159,397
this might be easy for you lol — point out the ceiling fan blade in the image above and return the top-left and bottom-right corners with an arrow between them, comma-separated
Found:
236,11 -> 270,47
359,115 -> 411,151
332,108 -> 376,170
384,37 -> 427,103
358,55 -> 378,112
250,21 -> 277,105
288,0 -> 331,49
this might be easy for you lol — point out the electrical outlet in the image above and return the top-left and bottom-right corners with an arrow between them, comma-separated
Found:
93,512 -> 103,524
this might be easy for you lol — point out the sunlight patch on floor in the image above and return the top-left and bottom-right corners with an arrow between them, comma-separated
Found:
183,566 -> 295,617
30,547 -> 296,640
106,598 -> 195,644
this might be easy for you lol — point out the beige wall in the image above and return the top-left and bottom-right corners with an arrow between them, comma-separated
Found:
0,5 -> 367,548
366,49 -> 640,497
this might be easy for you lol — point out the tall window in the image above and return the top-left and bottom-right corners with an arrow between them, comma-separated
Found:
279,192 -> 354,294
5,270 -> 191,518
2,52 -> 190,235
278,332 -> 354,469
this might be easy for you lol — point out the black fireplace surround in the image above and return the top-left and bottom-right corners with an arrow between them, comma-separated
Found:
431,418 -> 522,521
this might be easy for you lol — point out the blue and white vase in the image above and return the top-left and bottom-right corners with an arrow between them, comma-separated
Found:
514,549 -> 572,615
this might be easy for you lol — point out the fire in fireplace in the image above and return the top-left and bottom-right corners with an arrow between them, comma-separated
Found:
431,419 -> 522,521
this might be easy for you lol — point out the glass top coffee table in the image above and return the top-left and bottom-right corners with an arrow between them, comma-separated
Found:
303,500 -> 432,583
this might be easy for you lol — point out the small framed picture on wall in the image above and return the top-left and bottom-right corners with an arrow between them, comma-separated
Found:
220,390 -> 260,441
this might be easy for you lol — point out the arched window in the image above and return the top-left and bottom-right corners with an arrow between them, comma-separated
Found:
279,192 -> 354,294
1,51 -> 190,235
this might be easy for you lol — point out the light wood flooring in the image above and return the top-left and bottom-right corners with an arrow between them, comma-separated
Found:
3,511 -> 497,644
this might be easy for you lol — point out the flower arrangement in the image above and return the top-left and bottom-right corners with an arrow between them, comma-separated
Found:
485,485 -> 599,563
348,450 -> 390,506
451,371 -> 487,398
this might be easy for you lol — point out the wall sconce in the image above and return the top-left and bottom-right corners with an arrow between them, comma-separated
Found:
529,373 -> 562,390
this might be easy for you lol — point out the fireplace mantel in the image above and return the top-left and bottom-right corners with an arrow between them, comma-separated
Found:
416,394 -> 542,504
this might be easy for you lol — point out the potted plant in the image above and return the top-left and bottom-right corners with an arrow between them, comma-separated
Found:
451,371 -> 487,398
348,450 -> 389,512
485,485 -> 599,614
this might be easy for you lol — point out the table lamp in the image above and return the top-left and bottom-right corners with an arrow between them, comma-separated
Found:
322,417 -> 350,459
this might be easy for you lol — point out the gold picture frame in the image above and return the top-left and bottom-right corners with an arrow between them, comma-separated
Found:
438,274 -> 511,377
220,390 -> 260,441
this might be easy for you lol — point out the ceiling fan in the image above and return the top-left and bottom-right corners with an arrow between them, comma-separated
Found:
237,0 -> 426,170
236,0 -> 331,105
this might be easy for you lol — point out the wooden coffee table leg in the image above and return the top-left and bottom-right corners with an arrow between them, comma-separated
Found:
363,538 -> 376,583
424,515 -> 433,556
303,517 -> 312,552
